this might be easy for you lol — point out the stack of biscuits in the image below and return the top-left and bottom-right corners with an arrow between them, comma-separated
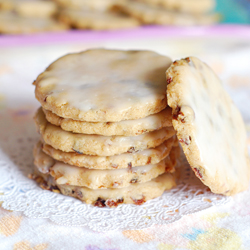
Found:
55,0 -> 141,30
31,49 -> 181,207
0,0 -> 218,34
114,0 -> 218,27
56,0 -> 218,30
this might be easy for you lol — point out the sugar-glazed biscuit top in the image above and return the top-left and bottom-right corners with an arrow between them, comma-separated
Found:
34,49 -> 172,122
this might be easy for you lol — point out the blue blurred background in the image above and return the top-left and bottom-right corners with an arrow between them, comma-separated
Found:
217,0 -> 250,23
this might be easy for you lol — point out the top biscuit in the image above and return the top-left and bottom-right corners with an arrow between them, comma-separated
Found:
34,49 -> 172,122
166,57 -> 250,196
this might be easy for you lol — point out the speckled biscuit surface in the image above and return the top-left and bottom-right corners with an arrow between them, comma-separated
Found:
34,49 -> 172,122
42,136 -> 177,169
34,141 -> 177,189
58,9 -> 139,30
121,2 -> 218,25
43,106 -> 172,136
166,56 -> 250,196
34,107 -> 176,156
33,165 -> 177,207
0,11 -> 68,34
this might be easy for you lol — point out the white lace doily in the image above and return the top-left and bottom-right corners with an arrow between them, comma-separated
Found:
0,111 -> 230,231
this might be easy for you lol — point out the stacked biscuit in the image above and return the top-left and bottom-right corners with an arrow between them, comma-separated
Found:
31,49 -> 181,207
0,0 -> 68,34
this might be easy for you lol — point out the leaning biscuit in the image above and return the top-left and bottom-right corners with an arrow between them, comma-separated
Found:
166,57 -> 250,195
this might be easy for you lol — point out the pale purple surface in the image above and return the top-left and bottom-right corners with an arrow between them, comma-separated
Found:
0,25 -> 250,47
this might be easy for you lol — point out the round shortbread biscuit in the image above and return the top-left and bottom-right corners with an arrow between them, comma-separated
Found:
120,2 -> 218,26
134,0 -> 215,14
0,11 -> 68,34
0,0 -> 57,15
31,167 -> 177,207
53,0 -> 123,11
15,1 -> 57,18
2,0 -> 58,18
34,141 -> 177,189
34,108 -> 176,156
43,106 -> 172,136
58,9 -> 139,30
166,57 -> 250,196
42,136 -> 177,169
33,49 -> 172,122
